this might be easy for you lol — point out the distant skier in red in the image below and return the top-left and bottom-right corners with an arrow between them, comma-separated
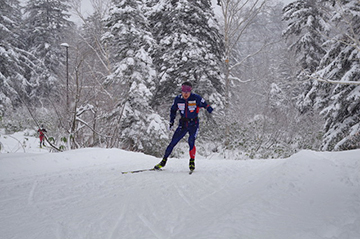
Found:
38,126 -> 47,147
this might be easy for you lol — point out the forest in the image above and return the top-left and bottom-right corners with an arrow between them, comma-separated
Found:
1,0 -> 359,159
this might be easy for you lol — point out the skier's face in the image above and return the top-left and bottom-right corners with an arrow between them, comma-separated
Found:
182,91 -> 191,99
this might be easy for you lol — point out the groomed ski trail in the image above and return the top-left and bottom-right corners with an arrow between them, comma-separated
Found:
1,148 -> 360,239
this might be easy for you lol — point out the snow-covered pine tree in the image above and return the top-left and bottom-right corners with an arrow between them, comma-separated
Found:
0,0 -> 23,112
102,0 -> 168,155
148,0 -> 225,114
313,0 -> 360,150
0,0 -> 40,114
285,0 -> 360,151
282,0 -> 329,114
282,0 -> 329,72
23,0 -> 74,104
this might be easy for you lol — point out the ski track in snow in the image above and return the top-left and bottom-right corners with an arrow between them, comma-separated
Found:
1,145 -> 360,239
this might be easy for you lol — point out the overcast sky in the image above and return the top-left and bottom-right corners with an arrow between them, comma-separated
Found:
75,0 -> 295,24
79,0 -> 295,15
281,0 -> 294,4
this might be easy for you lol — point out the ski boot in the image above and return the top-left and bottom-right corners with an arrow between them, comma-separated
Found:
189,158 -> 195,172
154,158 -> 167,170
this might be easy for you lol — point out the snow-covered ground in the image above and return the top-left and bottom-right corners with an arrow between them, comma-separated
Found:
1,131 -> 360,239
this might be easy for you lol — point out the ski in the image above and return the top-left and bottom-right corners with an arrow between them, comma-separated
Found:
122,168 -> 192,174
121,168 -> 161,174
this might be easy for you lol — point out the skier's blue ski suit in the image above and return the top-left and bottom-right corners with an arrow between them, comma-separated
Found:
163,93 -> 213,159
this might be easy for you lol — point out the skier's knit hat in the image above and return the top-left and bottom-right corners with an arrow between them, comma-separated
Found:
181,82 -> 192,93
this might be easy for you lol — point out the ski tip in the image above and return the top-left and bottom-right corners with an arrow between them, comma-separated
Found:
189,170 -> 194,175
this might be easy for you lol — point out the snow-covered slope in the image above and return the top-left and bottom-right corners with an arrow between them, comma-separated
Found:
1,133 -> 360,239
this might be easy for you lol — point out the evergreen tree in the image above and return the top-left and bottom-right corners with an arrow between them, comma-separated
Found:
0,0 -> 39,114
282,0 -> 329,72
0,0 -> 22,110
282,0 -> 330,114
102,0 -> 168,155
148,0 -> 225,114
23,0 -> 74,103
314,0 -> 360,150
285,0 -> 360,151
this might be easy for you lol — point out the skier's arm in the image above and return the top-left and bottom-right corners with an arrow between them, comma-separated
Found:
169,97 -> 178,124
198,96 -> 213,113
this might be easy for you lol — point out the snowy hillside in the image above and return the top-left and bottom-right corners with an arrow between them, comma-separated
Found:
1,133 -> 360,239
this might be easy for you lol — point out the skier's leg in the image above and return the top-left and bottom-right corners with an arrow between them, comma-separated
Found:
155,126 -> 187,169
188,123 -> 199,158
188,123 -> 199,170
163,126 -> 188,159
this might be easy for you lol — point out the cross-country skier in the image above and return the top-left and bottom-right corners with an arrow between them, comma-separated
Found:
37,126 -> 47,147
154,81 -> 213,172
